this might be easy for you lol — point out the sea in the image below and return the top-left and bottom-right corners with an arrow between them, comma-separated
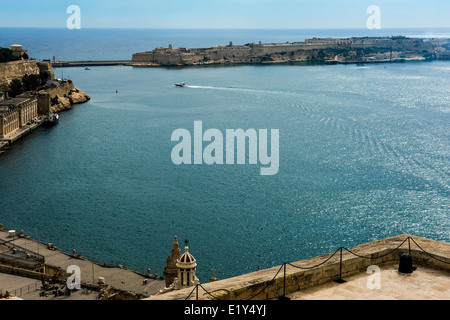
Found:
0,28 -> 449,282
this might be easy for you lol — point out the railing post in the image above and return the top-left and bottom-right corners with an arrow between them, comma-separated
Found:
283,263 -> 286,297
408,237 -> 411,256
278,263 -> 290,300
335,247 -> 347,284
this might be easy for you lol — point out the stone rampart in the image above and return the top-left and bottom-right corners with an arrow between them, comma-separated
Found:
0,60 -> 40,86
146,234 -> 450,300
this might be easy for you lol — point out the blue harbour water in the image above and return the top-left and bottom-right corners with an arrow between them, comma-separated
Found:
0,28 -> 449,281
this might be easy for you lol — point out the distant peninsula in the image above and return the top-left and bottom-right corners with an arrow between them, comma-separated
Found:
49,36 -> 450,69
130,36 -> 450,67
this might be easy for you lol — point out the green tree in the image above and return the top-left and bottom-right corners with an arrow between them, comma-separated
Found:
39,71 -> 49,82
0,48 -> 19,62
22,74 -> 42,91
8,79 -> 23,97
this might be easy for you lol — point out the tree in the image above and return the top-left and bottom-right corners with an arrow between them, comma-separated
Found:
22,74 -> 42,91
0,48 -> 19,63
39,71 -> 49,82
8,79 -> 23,97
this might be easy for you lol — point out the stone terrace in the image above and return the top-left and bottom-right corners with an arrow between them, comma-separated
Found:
147,234 -> 450,300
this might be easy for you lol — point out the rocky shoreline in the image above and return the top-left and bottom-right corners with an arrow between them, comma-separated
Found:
43,80 -> 90,113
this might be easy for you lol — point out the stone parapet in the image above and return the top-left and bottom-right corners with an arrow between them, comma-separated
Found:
146,234 -> 450,300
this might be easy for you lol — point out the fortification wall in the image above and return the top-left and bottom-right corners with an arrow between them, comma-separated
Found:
132,52 -> 155,62
0,60 -> 40,86
147,234 -> 450,300
36,61 -> 56,81
131,37 -> 440,66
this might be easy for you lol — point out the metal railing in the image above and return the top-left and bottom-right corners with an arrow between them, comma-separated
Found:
183,236 -> 450,300
7,281 -> 41,297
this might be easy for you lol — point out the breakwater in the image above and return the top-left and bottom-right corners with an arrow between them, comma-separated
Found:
51,60 -> 134,68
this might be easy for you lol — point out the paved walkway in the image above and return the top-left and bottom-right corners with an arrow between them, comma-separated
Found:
0,229 -> 166,299
288,264 -> 450,300
0,272 -> 100,300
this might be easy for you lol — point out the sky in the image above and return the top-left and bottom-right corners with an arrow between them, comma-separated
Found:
0,0 -> 449,29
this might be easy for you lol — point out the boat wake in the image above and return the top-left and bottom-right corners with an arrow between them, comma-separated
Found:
186,85 -> 285,96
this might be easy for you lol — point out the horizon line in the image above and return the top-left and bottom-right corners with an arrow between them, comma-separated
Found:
1,26 -> 450,30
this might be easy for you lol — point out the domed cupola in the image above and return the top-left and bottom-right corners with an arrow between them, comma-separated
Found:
178,246 -> 196,265
174,246 -> 199,289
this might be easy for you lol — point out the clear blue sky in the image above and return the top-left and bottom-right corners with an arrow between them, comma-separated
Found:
1,0 -> 449,29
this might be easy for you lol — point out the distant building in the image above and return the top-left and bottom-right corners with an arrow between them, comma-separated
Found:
10,44 -> 28,59
0,97 -> 38,138
0,105 -> 20,138
437,51 -> 450,59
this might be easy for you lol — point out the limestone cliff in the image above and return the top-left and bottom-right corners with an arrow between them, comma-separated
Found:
42,80 -> 90,113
